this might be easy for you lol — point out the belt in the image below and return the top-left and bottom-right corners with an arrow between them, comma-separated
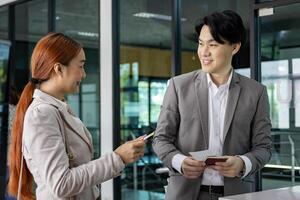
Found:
200,185 -> 224,194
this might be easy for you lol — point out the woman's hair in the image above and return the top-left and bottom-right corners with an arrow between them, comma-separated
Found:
8,32 -> 82,200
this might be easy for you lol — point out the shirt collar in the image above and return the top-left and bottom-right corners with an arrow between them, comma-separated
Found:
33,89 -> 68,110
206,69 -> 233,90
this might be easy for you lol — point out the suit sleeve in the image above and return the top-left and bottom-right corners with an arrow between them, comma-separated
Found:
152,78 -> 182,171
244,86 -> 272,176
23,105 -> 125,198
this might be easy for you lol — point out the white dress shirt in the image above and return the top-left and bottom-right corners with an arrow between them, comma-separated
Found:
172,70 -> 252,185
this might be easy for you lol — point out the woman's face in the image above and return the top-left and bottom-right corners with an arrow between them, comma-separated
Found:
61,48 -> 86,94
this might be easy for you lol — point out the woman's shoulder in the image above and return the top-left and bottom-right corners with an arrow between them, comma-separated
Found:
26,98 -> 61,121
23,99 -> 63,147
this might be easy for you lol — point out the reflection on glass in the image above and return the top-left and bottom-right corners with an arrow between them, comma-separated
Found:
15,0 -> 48,41
262,60 -> 290,129
138,81 -> 149,126
260,3 -> 300,190
120,0 -> 171,199
14,0 -> 48,93
0,6 -> 8,40
0,41 -> 10,103
55,0 -> 99,48
235,68 -> 250,78
292,59 -> 300,127
150,81 -> 167,124
55,0 -> 100,157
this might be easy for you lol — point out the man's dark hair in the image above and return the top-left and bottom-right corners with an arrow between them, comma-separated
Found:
195,10 -> 246,46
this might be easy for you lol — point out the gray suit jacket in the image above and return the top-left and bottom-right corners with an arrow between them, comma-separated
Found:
23,89 -> 125,200
152,70 -> 272,200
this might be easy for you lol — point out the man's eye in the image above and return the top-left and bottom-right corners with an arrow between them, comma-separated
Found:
210,44 -> 218,47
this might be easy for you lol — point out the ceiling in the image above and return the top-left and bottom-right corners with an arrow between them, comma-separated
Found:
120,0 -> 250,51
0,0 -> 300,51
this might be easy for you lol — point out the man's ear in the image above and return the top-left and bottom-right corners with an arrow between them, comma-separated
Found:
53,63 -> 63,76
232,43 -> 241,55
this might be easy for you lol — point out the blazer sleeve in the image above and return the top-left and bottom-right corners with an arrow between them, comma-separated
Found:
244,86 -> 272,176
23,105 -> 125,198
152,78 -> 182,171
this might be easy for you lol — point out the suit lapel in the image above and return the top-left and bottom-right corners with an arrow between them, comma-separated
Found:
59,107 -> 93,153
223,72 -> 241,140
33,89 -> 93,153
194,71 -> 209,148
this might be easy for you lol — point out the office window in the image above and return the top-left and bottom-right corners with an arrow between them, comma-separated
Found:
14,0 -> 48,91
0,40 -> 10,114
119,0 -> 171,199
0,6 -> 8,40
292,59 -> 300,127
55,0 -> 100,157
259,2 -> 300,189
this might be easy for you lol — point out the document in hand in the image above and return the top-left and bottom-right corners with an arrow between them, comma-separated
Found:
189,150 -> 228,165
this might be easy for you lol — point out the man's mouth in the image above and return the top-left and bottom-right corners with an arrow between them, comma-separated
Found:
202,59 -> 213,65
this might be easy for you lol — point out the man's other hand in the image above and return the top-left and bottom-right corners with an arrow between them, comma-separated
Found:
181,157 -> 206,179
210,156 -> 244,177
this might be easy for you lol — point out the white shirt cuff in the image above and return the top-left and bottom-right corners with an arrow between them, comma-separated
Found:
172,154 -> 187,174
238,155 -> 252,178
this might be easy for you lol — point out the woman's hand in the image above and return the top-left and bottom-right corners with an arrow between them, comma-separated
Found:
114,138 -> 145,164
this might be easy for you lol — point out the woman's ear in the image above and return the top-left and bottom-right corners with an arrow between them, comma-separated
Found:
232,43 -> 241,55
53,63 -> 63,76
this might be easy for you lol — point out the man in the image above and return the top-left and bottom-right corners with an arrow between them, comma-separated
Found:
152,10 -> 272,200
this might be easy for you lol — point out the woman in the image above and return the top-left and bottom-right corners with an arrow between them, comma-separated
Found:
8,32 -> 145,200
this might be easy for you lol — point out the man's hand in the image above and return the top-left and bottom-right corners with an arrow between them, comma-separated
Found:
210,156 -> 244,177
181,157 -> 206,179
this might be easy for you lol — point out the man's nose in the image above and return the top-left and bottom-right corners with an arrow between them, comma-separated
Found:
201,45 -> 210,56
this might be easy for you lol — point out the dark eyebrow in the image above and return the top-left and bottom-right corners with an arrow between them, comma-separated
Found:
80,60 -> 86,63
198,39 -> 216,43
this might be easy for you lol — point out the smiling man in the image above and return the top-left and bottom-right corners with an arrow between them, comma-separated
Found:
152,10 -> 272,200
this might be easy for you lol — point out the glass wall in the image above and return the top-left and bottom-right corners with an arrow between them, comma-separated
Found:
0,6 -> 11,200
0,36 -> 10,200
55,0 -> 100,157
119,0 -> 171,199
0,5 -> 9,117
12,1 -> 100,158
259,2 -> 300,189
14,0 -> 48,90
0,0 -> 100,198
0,6 -> 8,40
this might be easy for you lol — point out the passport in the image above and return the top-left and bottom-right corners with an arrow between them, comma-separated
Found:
205,156 -> 228,165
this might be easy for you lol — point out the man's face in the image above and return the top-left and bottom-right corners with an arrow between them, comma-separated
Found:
197,25 -> 240,75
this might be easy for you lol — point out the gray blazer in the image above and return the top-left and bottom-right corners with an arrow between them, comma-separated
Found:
152,70 -> 272,200
23,89 -> 125,200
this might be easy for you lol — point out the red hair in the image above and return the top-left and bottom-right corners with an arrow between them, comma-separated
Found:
8,32 -> 82,199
